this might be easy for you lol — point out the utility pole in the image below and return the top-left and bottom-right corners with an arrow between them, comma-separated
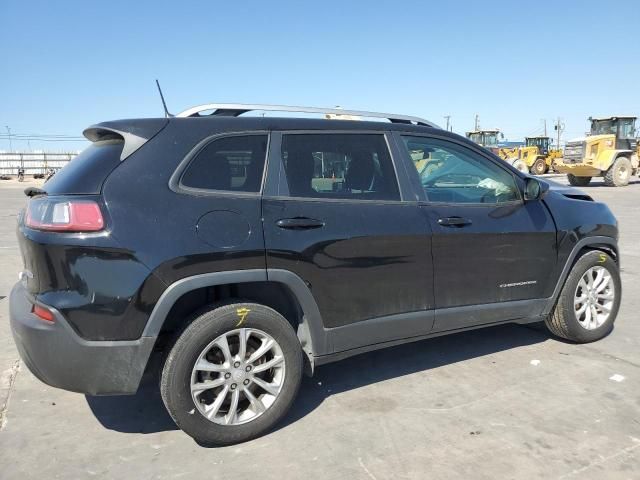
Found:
554,117 -> 565,149
474,114 -> 480,131
443,115 -> 451,131
5,126 -> 12,152
543,119 -> 547,137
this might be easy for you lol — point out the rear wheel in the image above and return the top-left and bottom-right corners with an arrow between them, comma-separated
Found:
530,157 -> 547,175
161,302 -> 303,445
604,156 -> 631,187
567,174 -> 591,186
545,251 -> 620,343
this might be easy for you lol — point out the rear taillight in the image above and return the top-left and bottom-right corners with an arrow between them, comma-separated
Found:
26,198 -> 104,232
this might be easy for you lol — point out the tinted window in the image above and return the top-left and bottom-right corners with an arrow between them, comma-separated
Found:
402,136 -> 520,204
44,140 -> 123,195
181,135 -> 267,192
281,134 -> 399,200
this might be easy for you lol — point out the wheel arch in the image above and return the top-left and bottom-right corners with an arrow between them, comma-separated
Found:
543,236 -> 619,316
143,269 -> 328,374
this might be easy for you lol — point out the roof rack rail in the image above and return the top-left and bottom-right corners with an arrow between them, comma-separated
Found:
175,103 -> 440,128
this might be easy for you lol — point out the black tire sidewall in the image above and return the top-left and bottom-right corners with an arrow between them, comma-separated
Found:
558,251 -> 621,342
161,303 -> 303,446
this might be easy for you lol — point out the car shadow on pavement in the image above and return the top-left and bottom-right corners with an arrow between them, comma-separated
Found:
85,354 -> 178,434
85,323 -> 550,437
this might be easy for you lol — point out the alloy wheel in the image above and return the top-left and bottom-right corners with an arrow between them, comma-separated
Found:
573,266 -> 615,330
190,328 -> 286,425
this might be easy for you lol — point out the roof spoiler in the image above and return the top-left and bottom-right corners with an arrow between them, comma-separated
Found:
83,118 -> 169,161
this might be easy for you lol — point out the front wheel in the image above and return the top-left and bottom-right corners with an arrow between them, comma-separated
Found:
567,174 -> 591,186
545,251 -> 621,343
530,157 -> 547,175
161,302 -> 303,446
604,156 -> 631,187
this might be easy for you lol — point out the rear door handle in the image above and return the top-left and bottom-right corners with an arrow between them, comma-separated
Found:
276,217 -> 325,230
437,216 -> 472,227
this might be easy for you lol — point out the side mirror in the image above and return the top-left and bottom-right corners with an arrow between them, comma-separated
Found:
524,177 -> 548,201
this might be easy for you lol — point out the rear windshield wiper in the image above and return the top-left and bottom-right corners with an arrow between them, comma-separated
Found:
24,187 -> 47,197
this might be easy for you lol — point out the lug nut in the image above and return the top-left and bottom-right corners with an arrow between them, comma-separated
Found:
245,365 -> 252,372
224,373 -> 231,379
243,379 -> 250,386
234,361 -> 241,368
231,383 -> 237,390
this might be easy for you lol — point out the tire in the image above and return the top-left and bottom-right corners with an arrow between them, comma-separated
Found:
545,250 -> 621,343
530,157 -> 547,175
567,174 -> 592,186
511,159 -> 528,173
604,156 -> 631,187
161,302 -> 303,446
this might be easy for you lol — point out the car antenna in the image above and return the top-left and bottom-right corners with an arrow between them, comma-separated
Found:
155,79 -> 173,118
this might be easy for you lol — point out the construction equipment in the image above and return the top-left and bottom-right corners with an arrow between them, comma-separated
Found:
467,129 -> 530,172
466,129 -> 501,148
498,136 -> 562,175
554,116 -> 639,187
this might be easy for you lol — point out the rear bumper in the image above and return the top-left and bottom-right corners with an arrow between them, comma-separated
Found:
9,282 -> 156,395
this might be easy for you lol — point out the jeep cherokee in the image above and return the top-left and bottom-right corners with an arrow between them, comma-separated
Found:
10,104 -> 621,445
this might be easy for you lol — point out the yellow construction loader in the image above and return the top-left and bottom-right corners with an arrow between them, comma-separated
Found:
554,116 -> 639,187
498,136 -> 562,175
466,129 -> 531,172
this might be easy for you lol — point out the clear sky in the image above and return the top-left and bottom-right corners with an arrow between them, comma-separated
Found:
1,0 -> 639,152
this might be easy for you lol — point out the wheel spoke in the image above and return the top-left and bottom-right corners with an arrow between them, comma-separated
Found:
237,328 -> 248,361
194,359 -> 226,372
584,272 -> 594,288
191,377 -> 225,394
592,269 -> 605,291
597,291 -> 614,300
574,295 -> 587,307
224,389 -> 240,425
590,305 -> 599,327
244,387 -> 266,414
575,304 -> 587,317
596,303 -> 611,313
215,335 -> 232,363
247,338 -> 275,364
205,384 -> 230,420
252,355 -> 284,374
251,376 -> 280,396
595,276 -> 610,293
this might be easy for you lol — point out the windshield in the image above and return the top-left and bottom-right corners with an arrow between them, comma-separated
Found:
483,133 -> 498,146
468,133 -> 483,144
619,119 -> 636,139
526,137 -> 549,149
591,120 -> 617,136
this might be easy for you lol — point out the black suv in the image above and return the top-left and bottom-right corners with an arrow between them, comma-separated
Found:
10,104 -> 621,445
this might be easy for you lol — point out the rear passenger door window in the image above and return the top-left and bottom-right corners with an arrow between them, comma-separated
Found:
180,134 -> 268,192
281,134 -> 400,201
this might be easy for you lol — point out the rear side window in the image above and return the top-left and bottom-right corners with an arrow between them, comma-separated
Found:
281,134 -> 399,201
44,140 -> 124,195
181,135 -> 268,192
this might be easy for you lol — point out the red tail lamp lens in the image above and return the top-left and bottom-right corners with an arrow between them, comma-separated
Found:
26,198 -> 104,232
33,304 -> 55,323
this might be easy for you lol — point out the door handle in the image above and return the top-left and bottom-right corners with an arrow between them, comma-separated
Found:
438,216 -> 472,227
276,217 -> 325,230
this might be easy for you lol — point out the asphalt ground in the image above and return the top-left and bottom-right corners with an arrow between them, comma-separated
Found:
0,175 -> 639,479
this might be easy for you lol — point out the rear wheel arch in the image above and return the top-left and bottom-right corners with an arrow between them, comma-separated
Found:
146,269 -> 328,373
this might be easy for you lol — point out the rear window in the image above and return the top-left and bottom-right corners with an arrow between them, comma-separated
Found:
180,135 -> 268,192
43,140 -> 124,195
